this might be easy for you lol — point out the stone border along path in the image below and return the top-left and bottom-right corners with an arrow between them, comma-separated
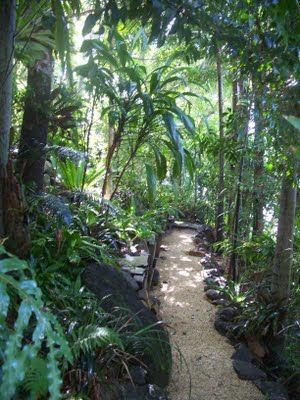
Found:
155,228 -> 263,400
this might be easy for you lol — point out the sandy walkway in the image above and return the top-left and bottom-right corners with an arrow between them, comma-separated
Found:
155,229 -> 263,400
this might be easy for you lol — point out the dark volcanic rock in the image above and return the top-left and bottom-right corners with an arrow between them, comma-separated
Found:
151,268 -> 160,287
202,260 -> 219,270
195,224 -> 215,243
82,263 -> 171,387
212,298 -> 230,307
214,319 -> 234,336
254,380 -> 289,400
231,343 -> 254,363
232,360 -> 267,381
147,384 -> 167,399
138,288 -> 148,301
128,366 -> 147,386
217,307 -> 239,322
205,267 -> 221,276
120,270 -> 139,291
206,289 -> 222,301
204,277 -> 220,286
121,383 -> 167,400
121,384 -> 147,400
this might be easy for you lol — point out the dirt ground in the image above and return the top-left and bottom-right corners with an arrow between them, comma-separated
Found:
155,229 -> 263,400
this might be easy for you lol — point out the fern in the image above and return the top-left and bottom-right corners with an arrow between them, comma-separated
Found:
23,358 -> 49,398
71,324 -> 125,358
40,193 -> 73,226
0,246 -> 72,400
48,145 -> 85,164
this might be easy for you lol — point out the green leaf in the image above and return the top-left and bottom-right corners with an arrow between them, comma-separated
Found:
284,115 -> 300,131
52,0 -> 67,68
163,112 -> 184,164
184,149 -> 195,179
153,149 -> 167,181
80,40 -> 119,68
146,164 -> 157,202
0,257 -> 28,273
141,93 -> 154,117
150,71 -> 159,93
0,282 -> 9,323
172,106 -> 195,134
82,13 -> 98,35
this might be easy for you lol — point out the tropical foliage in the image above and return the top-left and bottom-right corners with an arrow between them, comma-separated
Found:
0,0 -> 299,399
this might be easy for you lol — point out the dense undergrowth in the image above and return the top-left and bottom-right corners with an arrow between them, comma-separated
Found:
0,179 -> 178,399
213,233 -> 300,397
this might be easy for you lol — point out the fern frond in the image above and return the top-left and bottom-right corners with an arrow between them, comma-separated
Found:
40,193 -> 73,226
0,247 -> 72,400
48,145 -> 85,164
23,358 -> 49,398
71,324 -> 125,358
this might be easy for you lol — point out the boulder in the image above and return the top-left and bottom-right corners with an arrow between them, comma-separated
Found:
120,270 -> 139,291
214,319 -> 234,337
204,268 -> 221,276
82,263 -> 172,387
202,260 -> 219,270
121,383 -> 167,400
151,268 -> 160,287
138,288 -> 148,302
204,277 -> 220,286
232,360 -> 267,381
211,299 -> 230,307
206,289 -> 222,301
217,307 -> 239,322
231,343 -> 254,363
254,380 -> 289,400
128,366 -> 147,386
195,224 -> 215,243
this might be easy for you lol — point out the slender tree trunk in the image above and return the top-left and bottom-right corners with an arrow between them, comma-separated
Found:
0,1 -> 15,236
271,173 -> 297,303
216,48 -> 225,242
102,125 -> 115,199
252,85 -> 265,236
101,114 -> 126,199
81,92 -> 96,192
229,79 -> 249,281
18,50 -> 53,192
227,79 -> 238,232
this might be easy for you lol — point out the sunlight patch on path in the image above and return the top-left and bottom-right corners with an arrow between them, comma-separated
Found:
155,229 -> 263,400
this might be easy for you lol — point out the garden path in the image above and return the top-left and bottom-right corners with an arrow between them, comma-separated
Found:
155,228 -> 263,400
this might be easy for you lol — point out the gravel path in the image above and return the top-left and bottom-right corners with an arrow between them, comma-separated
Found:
155,229 -> 263,400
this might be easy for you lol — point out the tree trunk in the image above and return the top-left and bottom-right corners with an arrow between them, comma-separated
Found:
0,0 -> 15,236
216,48 -> 225,242
271,174 -> 297,303
18,50 -> 53,192
102,125 -> 115,200
252,86 -> 265,236
229,79 -> 249,281
227,79 -> 238,232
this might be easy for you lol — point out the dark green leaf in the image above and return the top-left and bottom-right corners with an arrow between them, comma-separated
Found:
82,14 -> 98,36
146,164 -> 157,202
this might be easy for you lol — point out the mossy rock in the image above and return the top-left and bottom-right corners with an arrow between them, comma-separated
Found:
82,263 -> 172,388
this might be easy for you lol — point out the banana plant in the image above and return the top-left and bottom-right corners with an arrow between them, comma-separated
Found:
76,30 -> 196,201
